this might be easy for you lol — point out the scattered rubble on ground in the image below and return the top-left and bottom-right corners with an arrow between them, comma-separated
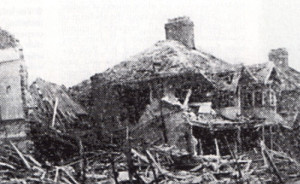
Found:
1,136 -> 300,183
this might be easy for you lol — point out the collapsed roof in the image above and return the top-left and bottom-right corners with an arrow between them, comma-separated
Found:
29,78 -> 87,126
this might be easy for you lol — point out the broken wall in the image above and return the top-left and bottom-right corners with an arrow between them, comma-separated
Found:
90,75 -> 152,136
132,98 -> 195,152
90,72 -> 214,148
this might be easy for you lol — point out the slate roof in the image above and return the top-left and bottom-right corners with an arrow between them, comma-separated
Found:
210,61 -> 300,92
247,62 -> 275,83
246,62 -> 300,90
209,67 -> 242,91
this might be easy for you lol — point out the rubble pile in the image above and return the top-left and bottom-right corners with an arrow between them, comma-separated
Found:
0,137 -> 299,183
107,143 -> 300,184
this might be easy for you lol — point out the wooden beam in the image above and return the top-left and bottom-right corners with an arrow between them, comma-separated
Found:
10,141 -> 31,169
262,125 -> 265,143
270,126 -> 273,150
198,139 -> 203,155
237,127 -> 242,153
214,138 -> 220,157
51,97 -> 59,128
261,141 -> 284,183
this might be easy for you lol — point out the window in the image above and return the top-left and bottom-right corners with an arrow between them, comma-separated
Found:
242,92 -> 253,108
264,91 -> 269,105
255,91 -> 263,106
269,91 -> 276,106
6,86 -> 11,94
217,92 -> 235,108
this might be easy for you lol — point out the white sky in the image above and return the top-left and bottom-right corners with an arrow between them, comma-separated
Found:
0,0 -> 300,86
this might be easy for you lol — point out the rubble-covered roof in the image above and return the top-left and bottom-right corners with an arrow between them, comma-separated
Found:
92,40 -> 235,84
0,28 -> 18,50
276,66 -> 300,90
0,28 -> 22,63
209,66 -> 242,91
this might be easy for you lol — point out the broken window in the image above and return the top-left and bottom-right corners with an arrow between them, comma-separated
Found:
254,91 -> 263,106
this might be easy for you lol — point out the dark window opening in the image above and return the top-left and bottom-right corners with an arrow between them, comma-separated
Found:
225,74 -> 234,84
269,91 -> 276,106
216,91 -> 235,108
264,91 -> 269,105
242,92 -> 253,108
6,86 -> 11,94
255,91 -> 263,106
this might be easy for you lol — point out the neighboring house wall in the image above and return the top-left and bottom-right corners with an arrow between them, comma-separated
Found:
0,60 -> 28,140
0,38 -> 28,140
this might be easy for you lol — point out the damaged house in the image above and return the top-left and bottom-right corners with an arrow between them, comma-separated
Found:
71,17 -> 300,155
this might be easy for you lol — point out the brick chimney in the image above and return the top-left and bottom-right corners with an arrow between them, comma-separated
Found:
269,48 -> 288,68
165,17 -> 195,49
